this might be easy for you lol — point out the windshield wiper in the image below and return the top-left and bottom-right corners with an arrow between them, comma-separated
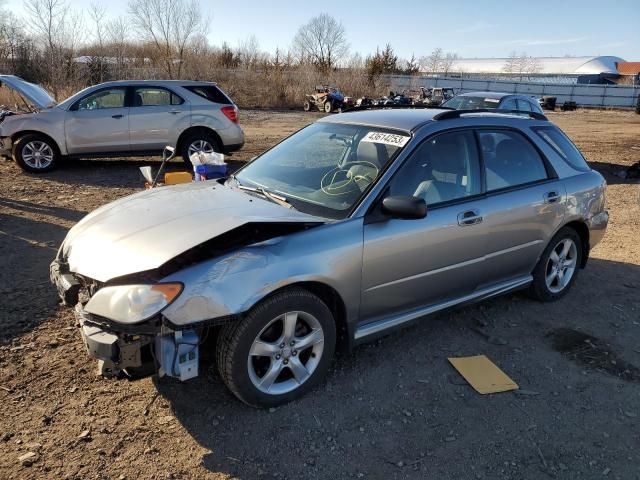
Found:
237,184 -> 293,209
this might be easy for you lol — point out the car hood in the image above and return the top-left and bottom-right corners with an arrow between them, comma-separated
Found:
61,181 -> 325,282
0,75 -> 57,110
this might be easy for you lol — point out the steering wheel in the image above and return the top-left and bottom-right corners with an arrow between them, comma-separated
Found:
320,161 -> 379,196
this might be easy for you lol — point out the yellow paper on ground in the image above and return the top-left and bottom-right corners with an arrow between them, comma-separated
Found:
448,355 -> 518,394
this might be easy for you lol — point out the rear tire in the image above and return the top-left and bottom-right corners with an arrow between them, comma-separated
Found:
528,227 -> 582,302
324,101 -> 333,113
13,134 -> 59,173
303,100 -> 311,111
181,130 -> 221,167
216,288 -> 336,408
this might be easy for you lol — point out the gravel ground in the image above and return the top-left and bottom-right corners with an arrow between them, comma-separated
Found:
0,109 -> 639,480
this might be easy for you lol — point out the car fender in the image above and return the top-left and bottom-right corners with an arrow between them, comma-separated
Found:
1,109 -> 67,154
160,219 -> 364,329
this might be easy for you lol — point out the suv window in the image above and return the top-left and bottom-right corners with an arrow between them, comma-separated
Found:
478,130 -> 548,191
76,88 -> 126,110
500,98 -> 518,110
533,126 -> 590,172
388,130 -> 481,206
516,99 -> 532,112
184,85 -> 232,105
133,87 -> 183,106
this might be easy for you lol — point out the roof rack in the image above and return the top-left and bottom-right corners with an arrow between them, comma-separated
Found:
342,104 -> 454,113
433,109 -> 548,121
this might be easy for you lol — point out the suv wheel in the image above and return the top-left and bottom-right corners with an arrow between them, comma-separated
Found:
181,131 -> 221,166
528,227 -> 582,301
216,288 -> 336,408
13,134 -> 59,173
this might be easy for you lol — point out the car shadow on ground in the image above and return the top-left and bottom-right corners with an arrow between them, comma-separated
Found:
0,211 -> 74,341
589,161 -> 640,185
157,257 -> 640,479
12,157 -> 248,189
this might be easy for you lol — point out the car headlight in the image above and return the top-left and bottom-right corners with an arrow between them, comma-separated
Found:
84,283 -> 183,324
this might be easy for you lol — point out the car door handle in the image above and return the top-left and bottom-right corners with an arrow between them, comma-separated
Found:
457,209 -> 483,226
169,110 -> 180,114
544,191 -> 560,203
112,114 -> 124,119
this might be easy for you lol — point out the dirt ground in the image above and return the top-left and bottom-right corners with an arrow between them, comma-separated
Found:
1,109 -> 639,480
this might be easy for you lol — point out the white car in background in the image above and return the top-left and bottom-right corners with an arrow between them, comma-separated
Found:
0,75 -> 244,172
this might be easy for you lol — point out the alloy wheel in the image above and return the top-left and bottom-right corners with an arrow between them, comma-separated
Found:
545,238 -> 578,293
247,311 -> 325,395
22,141 -> 54,170
187,139 -> 214,157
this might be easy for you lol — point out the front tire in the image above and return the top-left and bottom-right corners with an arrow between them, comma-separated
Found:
324,101 -> 333,113
13,134 -> 59,173
216,288 -> 336,408
528,227 -> 582,302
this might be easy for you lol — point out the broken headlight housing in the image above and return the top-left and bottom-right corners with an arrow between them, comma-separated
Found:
84,283 -> 183,324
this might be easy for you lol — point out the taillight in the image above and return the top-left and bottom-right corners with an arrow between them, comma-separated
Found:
221,105 -> 238,123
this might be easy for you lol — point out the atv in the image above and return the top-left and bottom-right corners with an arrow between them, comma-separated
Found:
303,86 -> 353,113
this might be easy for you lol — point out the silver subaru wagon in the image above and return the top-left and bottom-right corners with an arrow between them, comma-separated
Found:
50,108 -> 608,407
0,75 -> 244,172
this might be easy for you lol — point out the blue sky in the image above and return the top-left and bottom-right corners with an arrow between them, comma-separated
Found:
6,0 -> 639,60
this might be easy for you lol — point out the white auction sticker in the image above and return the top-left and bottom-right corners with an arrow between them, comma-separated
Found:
361,131 -> 410,148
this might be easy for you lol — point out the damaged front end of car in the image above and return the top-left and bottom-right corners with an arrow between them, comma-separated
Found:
51,209 -> 324,381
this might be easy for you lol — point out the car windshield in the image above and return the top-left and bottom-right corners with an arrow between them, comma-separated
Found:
442,96 -> 501,110
231,122 -> 410,219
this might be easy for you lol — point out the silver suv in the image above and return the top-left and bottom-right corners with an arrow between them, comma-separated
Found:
0,76 -> 244,172
51,108 -> 608,407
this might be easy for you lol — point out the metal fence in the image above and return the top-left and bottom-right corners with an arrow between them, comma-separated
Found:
384,75 -> 640,108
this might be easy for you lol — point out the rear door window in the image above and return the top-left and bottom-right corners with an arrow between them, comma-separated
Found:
184,85 -> 232,105
532,126 -> 590,172
133,87 -> 183,106
516,99 -> 532,112
499,98 -> 518,110
477,130 -> 549,191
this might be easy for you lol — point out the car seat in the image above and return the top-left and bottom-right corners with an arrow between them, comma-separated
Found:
347,141 -> 389,190
134,93 -> 144,107
413,139 -> 467,204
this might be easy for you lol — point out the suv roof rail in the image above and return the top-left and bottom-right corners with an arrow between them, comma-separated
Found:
433,109 -> 548,121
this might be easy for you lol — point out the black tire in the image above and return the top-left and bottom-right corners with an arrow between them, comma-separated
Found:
303,100 -> 311,112
528,227 -> 583,302
324,101 -> 333,113
180,130 -> 222,166
216,288 -> 336,408
13,133 -> 59,173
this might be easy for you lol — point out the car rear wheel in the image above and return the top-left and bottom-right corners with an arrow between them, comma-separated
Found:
216,288 -> 336,408
528,227 -> 582,302
181,131 -> 221,166
13,134 -> 59,173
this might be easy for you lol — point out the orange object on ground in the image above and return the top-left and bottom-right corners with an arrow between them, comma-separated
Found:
164,172 -> 192,185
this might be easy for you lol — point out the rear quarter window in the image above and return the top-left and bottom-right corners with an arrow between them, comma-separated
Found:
533,126 -> 590,172
184,85 -> 232,105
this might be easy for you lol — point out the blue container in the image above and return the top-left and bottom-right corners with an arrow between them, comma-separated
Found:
195,163 -> 227,179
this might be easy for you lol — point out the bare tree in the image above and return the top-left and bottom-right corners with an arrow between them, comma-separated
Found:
420,48 -> 443,75
25,0 -> 83,98
237,35 -> 260,70
502,51 -> 519,74
292,13 -> 348,72
128,0 -> 207,79
441,52 -> 459,75
106,16 -> 131,78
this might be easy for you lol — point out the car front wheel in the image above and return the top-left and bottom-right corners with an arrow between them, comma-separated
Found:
181,131 -> 221,166
216,288 -> 336,407
528,227 -> 582,301
13,134 -> 59,173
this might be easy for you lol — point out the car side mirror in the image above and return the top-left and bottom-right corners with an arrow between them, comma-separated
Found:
381,196 -> 427,220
